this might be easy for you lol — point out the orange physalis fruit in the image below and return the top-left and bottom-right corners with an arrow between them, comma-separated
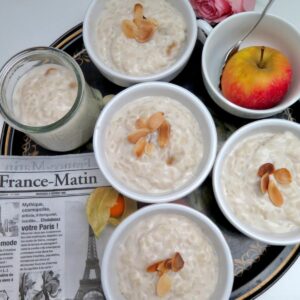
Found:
110,194 -> 125,218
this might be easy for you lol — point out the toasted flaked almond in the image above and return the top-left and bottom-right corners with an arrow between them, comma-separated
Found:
147,258 -> 172,274
260,173 -> 269,194
121,20 -> 137,39
123,3 -> 157,43
134,19 -> 156,43
171,252 -> 184,272
145,142 -> 154,155
146,260 -> 164,273
133,16 -> 158,27
164,258 -> 172,270
156,273 -> 171,297
44,68 -> 57,76
274,168 -> 292,185
147,112 -> 165,132
128,128 -> 150,144
133,137 -> 147,158
69,81 -> 77,89
134,3 -> 144,19
257,163 -> 275,177
135,117 -> 148,129
158,120 -> 170,148
268,179 -> 284,207
166,42 -> 177,56
157,261 -> 168,277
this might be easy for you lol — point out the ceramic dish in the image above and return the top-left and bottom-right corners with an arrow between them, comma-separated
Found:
83,0 -> 197,87
101,203 -> 234,300
213,119 -> 300,245
93,81 -> 217,203
200,12 -> 300,119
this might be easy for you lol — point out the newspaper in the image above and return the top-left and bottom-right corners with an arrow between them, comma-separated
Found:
0,153 -> 113,300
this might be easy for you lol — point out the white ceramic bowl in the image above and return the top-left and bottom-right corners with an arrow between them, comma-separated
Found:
200,12 -> 300,119
213,119 -> 300,245
101,203 -> 234,300
93,82 -> 217,203
83,0 -> 197,87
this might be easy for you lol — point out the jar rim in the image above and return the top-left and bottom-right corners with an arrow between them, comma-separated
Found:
0,46 -> 85,133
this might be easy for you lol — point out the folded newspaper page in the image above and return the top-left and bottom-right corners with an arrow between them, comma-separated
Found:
0,153 -> 114,300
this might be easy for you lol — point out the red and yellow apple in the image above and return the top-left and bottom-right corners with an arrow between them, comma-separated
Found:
221,46 -> 292,109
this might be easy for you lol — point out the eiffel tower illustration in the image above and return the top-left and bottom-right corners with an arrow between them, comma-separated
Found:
0,206 -> 6,237
74,225 -> 105,300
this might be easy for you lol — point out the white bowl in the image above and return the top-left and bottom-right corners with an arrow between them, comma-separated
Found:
93,82 -> 217,203
201,12 -> 300,119
83,0 -> 197,87
213,119 -> 300,245
101,203 -> 234,300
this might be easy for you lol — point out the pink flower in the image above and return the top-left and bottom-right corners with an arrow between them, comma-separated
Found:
190,0 -> 256,23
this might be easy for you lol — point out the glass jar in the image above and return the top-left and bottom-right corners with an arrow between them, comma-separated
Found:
0,47 -> 102,152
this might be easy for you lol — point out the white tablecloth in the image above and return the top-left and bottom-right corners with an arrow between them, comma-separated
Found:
0,0 -> 299,299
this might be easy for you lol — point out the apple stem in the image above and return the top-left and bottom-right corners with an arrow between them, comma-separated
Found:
258,46 -> 265,68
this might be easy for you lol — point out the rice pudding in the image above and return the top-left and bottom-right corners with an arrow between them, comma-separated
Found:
96,0 -> 187,76
13,64 -> 77,126
105,96 -> 203,193
222,131 -> 300,233
5,59 -> 102,152
117,214 -> 219,300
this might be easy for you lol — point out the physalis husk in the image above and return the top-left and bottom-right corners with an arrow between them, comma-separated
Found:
86,187 -> 137,237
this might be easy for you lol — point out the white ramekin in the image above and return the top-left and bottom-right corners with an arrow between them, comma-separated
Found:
93,81 -> 217,203
83,0 -> 197,87
213,119 -> 300,245
101,203 -> 234,300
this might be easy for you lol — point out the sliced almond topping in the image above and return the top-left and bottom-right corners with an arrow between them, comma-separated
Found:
122,3 -> 157,43
260,173 -> 269,194
171,252 -> 184,272
166,42 -> 177,56
148,253 -> 183,296
44,68 -> 57,76
145,142 -> 154,155
147,112 -> 165,132
133,137 -> 147,158
129,112 -> 171,159
133,16 -> 157,27
128,128 -> 150,144
257,163 -> 275,177
135,117 -> 148,129
122,20 -> 137,39
156,273 -> 171,297
133,3 -> 144,19
134,19 -> 156,43
146,260 -> 164,273
164,258 -> 172,270
268,179 -> 284,207
274,168 -> 292,185
157,261 -> 168,277
158,120 -> 170,148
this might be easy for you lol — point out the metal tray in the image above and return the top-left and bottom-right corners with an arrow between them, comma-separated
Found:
1,24 -> 299,300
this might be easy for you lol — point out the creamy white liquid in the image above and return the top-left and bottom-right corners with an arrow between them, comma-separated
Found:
105,96 -> 203,193
222,131 -> 300,233
13,64 -> 77,126
118,214 -> 219,300
96,0 -> 187,76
